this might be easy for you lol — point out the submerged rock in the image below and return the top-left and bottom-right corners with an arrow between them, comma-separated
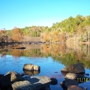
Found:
67,85 -> 87,90
60,79 -> 78,90
23,64 -> 40,71
50,78 -> 57,85
61,63 -> 85,74
64,79 -> 78,87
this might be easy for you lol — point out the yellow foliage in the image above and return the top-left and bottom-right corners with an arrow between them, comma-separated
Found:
40,32 -> 51,42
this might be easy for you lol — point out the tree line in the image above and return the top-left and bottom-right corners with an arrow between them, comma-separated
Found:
0,15 -> 90,43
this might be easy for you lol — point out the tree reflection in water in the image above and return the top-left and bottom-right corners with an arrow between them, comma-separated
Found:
0,44 -> 90,69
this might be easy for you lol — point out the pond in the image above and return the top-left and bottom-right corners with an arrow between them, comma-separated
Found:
0,43 -> 90,90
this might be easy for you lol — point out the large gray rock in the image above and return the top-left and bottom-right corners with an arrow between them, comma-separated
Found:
64,79 -> 78,87
23,64 -> 40,71
12,76 -> 51,90
12,80 -> 32,90
61,63 -> 85,74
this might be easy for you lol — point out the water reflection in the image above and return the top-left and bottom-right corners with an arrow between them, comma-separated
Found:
0,44 -> 90,69
23,70 -> 40,76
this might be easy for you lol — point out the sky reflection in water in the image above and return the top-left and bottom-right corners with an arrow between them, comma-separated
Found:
0,44 -> 90,90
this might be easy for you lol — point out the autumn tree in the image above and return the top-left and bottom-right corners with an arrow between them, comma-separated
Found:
0,29 -> 9,42
50,30 -> 59,42
40,31 -> 51,42
11,27 -> 23,42
0,28 -> 6,36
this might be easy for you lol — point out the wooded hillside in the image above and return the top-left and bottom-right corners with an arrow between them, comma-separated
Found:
0,15 -> 90,43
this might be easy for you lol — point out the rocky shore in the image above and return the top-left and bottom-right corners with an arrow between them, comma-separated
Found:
60,62 -> 89,90
0,64 -> 57,90
0,63 -> 89,90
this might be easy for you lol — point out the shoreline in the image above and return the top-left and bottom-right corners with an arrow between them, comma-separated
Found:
0,41 -> 90,45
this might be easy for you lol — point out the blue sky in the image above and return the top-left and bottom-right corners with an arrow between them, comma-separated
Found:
0,0 -> 90,30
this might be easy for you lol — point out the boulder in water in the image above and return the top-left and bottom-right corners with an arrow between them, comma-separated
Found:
65,73 -> 77,80
23,64 -> 40,71
61,63 -> 85,74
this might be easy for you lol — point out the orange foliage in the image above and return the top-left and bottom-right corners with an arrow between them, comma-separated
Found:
0,29 -> 6,35
50,31 -> 59,42
11,27 -> 23,42
41,32 -> 51,42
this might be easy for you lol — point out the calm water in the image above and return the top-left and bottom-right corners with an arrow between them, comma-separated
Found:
0,44 -> 90,90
